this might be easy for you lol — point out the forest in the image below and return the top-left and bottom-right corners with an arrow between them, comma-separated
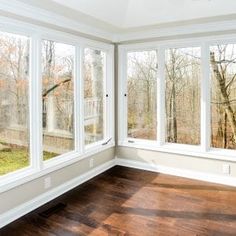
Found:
127,45 -> 236,150
0,32 -> 104,175
1,30 -> 236,176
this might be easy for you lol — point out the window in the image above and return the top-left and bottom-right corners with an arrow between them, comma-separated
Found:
0,32 -> 30,175
84,48 -> 106,145
0,19 -> 113,188
210,44 -> 236,150
127,50 -> 158,140
120,42 -> 236,157
165,47 -> 201,145
42,40 -> 75,160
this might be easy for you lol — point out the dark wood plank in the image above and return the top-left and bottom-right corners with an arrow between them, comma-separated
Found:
1,166 -> 236,236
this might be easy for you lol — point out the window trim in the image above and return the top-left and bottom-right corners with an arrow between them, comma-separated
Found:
118,34 -> 236,163
83,46 -> 109,147
164,45 -> 202,146
41,39 -> 77,162
0,16 -> 114,193
126,49 -> 159,141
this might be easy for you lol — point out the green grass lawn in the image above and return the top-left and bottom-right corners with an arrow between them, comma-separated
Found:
0,148 -> 57,176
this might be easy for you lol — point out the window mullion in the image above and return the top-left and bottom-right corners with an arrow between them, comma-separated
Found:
105,47 -> 114,142
79,46 -> 85,154
74,45 -> 81,153
123,50 -> 128,142
111,47 -> 115,143
103,52 -> 108,141
157,47 -> 166,146
201,43 -> 211,152
118,48 -> 127,142
30,35 -> 43,170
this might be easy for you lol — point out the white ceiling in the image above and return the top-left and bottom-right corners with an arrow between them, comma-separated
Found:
50,0 -> 236,29
4,0 -> 236,42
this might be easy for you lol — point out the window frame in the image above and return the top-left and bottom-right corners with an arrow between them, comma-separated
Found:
164,44 -> 202,147
118,35 -> 236,163
126,49 -> 159,142
0,16 -> 114,193
40,38 -> 78,165
83,45 -> 110,150
0,28 -> 33,178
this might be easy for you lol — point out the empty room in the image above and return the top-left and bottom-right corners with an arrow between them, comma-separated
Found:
1,0 -> 236,235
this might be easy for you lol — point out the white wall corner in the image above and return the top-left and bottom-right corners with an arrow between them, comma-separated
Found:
0,159 -> 116,229
2,155 -> 236,229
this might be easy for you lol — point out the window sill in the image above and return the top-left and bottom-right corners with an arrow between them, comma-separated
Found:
0,141 -> 115,194
118,140 -> 236,163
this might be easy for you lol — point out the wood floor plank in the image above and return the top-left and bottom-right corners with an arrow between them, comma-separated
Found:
1,166 -> 236,235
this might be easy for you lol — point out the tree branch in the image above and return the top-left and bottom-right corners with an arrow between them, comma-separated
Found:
43,78 -> 71,98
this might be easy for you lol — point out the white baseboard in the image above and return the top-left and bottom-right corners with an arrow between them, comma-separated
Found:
0,159 -> 116,229
2,157 -> 236,229
115,157 -> 236,187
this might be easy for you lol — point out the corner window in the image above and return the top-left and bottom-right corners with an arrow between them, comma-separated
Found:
119,40 -> 236,158
0,20 -> 114,189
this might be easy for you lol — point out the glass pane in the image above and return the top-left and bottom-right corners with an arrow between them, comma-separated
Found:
84,48 -> 105,145
211,44 -> 236,149
42,40 -> 75,160
127,51 -> 157,140
165,47 -> 201,145
0,32 -> 30,175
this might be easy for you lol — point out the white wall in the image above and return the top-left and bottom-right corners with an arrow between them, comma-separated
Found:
0,147 -> 115,223
117,147 -> 236,181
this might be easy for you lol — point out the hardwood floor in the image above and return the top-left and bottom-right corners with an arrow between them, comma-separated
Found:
1,166 -> 236,236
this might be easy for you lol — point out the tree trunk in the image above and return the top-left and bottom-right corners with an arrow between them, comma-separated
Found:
91,50 -> 103,137
172,81 -> 177,142
167,90 -> 172,142
210,52 -> 236,144
223,112 -> 227,148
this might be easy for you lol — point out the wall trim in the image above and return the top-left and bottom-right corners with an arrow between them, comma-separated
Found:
1,0 -> 236,43
0,144 -> 115,194
115,157 -> 236,188
0,159 -> 116,229
2,156 -> 236,229
0,0 -> 115,42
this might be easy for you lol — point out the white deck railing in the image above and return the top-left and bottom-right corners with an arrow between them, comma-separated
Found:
43,97 -> 101,121
84,98 -> 101,119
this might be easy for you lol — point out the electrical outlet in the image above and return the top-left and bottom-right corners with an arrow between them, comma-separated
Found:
44,177 -> 51,189
89,158 -> 94,168
222,164 -> 230,175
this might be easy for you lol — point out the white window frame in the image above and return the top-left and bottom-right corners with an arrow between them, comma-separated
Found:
41,37 -> 78,168
0,16 -> 114,193
163,43 -> 202,150
83,45 -> 114,152
124,48 -> 159,145
118,34 -> 236,163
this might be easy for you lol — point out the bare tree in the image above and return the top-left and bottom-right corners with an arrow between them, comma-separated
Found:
42,40 -> 74,132
165,48 -> 200,144
127,51 -> 157,139
210,45 -> 236,148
